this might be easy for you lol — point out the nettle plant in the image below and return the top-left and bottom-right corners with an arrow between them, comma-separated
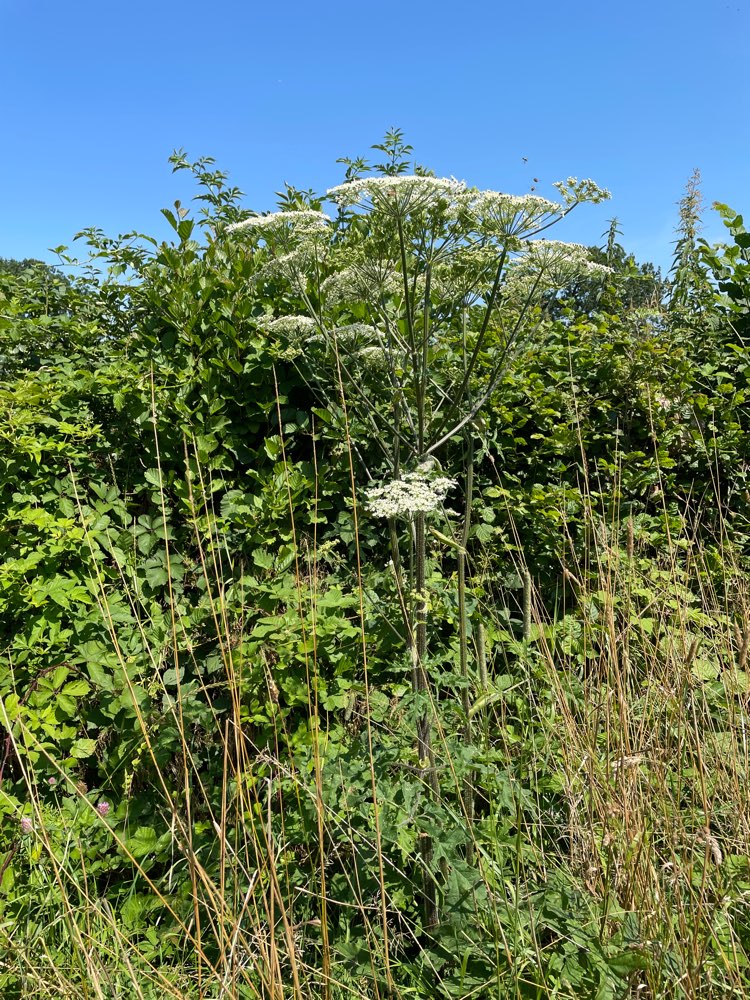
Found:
227,132 -> 610,925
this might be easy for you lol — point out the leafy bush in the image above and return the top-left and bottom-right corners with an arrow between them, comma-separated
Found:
1,141 -> 750,998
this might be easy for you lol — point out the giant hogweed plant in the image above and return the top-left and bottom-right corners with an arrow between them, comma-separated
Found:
226,131 -> 611,926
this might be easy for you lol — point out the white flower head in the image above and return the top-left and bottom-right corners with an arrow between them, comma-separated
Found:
308,324 -> 387,367
321,262 -> 402,306
552,177 -> 611,207
250,248 -> 308,285
352,345 -> 387,371
515,240 -> 612,279
265,315 -> 319,338
331,323 -> 379,343
227,209 -> 331,235
461,190 -> 564,238
320,268 -> 360,306
229,210 -> 331,292
327,175 -> 466,214
365,469 -> 457,520
432,244 -> 504,303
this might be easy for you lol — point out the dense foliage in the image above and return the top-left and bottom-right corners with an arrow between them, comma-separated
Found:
2,137 -> 750,999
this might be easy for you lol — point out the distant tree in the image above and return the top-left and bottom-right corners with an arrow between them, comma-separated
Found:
545,218 -> 666,319
0,256 -> 97,376
0,256 -> 64,279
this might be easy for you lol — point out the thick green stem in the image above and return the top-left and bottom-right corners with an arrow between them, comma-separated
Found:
414,510 -> 439,927
458,436 -> 475,854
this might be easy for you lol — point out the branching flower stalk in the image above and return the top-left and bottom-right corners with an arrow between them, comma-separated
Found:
227,148 -> 610,928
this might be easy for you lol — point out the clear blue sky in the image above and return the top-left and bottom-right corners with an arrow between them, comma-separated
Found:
1,0 -> 746,274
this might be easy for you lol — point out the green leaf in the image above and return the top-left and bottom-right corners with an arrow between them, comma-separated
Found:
70,738 -> 98,759
85,661 -> 113,691
692,658 -> 720,681
144,565 -> 169,589
127,826 -> 158,859
52,665 -> 69,689
252,548 -> 274,570
62,679 -> 90,697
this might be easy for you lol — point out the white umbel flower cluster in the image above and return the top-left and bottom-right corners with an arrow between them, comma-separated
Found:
356,345 -> 387,370
251,248 -> 314,285
365,468 -> 457,519
230,210 -> 331,290
321,263 -> 403,306
227,209 -> 331,234
518,240 -> 612,277
424,244 -> 503,306
331,322 -> 379,342
327,175 -> 466,212
460,190 -> 564,238
552,177 -> 611,207
265,315 -> 319,338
